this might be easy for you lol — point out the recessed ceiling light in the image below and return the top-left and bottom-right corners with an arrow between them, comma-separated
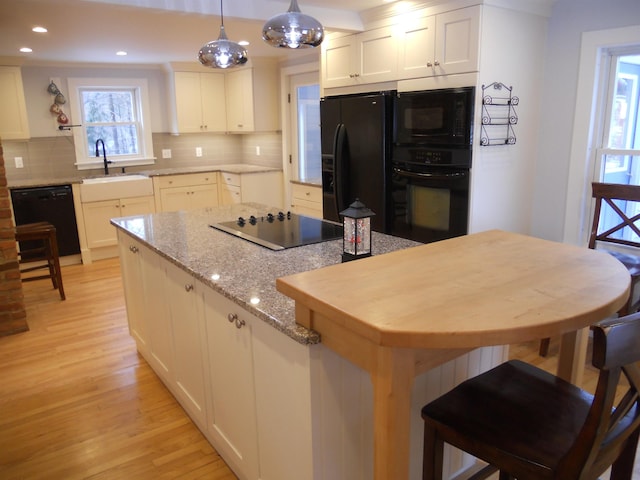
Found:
238,40 -> 250,46
20,47 -> 33,53
116,51 -> 127,56
32,26 -> 47,33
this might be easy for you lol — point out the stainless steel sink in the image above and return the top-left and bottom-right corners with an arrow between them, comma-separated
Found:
80,174 -> 153,202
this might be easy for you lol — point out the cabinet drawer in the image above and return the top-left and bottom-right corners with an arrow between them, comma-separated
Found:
291,183 -> 322,204
220,172 -> 241,187
156,172 -> 217,189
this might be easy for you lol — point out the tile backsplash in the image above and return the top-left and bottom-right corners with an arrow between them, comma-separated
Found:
2,132 -> 283,184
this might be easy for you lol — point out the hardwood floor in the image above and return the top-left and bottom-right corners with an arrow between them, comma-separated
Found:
0,257 -> 637,479
0,258 -> 237,480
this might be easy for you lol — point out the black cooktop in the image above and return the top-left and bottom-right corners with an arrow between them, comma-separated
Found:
210,211 -> 343,250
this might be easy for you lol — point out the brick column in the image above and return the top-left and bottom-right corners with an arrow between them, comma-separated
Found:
0,139 -> 28,336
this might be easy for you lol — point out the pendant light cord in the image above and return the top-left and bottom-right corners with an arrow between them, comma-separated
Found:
220,0 -> 225,27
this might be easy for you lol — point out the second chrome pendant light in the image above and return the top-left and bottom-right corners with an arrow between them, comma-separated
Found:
262,0 -> 324,49
198,0 -> 248,69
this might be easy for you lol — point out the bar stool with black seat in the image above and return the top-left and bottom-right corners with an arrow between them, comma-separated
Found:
15,221 -> 65,300
422,312 -> 640,480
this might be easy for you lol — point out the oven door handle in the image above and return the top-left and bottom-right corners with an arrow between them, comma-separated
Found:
393,167 -> 468,180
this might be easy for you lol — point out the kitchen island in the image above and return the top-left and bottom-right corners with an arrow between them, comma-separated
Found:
112,204 -> 508,480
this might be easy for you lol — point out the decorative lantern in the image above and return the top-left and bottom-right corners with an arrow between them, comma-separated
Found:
340,199 -> 375,263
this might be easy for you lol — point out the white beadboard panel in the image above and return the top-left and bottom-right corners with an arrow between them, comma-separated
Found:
311,343 -> 508,480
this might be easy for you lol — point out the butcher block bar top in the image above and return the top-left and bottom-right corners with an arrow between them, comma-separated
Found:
276,229 -> 631,480
276,229 -> 631,349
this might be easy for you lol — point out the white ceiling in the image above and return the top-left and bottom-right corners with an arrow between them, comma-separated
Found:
0,0 -> 400,65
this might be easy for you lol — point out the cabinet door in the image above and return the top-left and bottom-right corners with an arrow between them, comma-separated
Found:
159,187 -> 191,212
356,26 -> 398,84
322,34 -> 357,89
188,184 -> 220,210
174,72 -> 205,133
397,16 -> 436,80
117,233 -> 148,353
226,68 -> 253,132
141,247 -> 173,383
434,6 -> 480,75
0,66 -> 29,140
200,73 -> 227,132
83,200 -> 120,248
203,288 -> 259,480
219,185 -> 241,206
119,196 -> 155,217
164,261 -> 207,427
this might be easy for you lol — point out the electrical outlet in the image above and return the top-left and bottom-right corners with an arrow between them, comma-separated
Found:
162,149 -> 172,159
256,146 -> 261,156
195,147 -> 203,157
15,157 -> 24,168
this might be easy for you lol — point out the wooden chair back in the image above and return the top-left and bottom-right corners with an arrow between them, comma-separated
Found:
589,182 -> 640,250
576,314 -> 640,477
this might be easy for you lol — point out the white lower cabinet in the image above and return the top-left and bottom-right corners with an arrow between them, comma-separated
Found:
117,231 -> 174,383
117,233 -> 506,480
202,287 -> 260,480
83,196 -> 155,249
164,261 -> 208,428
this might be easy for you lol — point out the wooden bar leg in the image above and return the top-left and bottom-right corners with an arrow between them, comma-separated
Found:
371,347 -> 415,480
557,327 -> 588,384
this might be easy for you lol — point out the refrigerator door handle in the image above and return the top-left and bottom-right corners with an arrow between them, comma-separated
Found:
334,123 -> 347,215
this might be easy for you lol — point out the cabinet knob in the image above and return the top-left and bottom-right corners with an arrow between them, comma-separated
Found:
129,245 -> 139,253
305,191 -> 310,196
434,60 -> 440,66
227,312 -> 246,329
184,284 -> 194,292
427,61 -> 433,67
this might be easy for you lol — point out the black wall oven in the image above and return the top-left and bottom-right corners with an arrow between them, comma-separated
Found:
391,87 -> 474,243
391,147 -> 470,243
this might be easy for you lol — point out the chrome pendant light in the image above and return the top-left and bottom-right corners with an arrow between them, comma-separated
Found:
198,0 -> 248,69
262,0 -> 324,49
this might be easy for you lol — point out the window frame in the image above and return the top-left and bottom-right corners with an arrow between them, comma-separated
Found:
67,77 -> 155,170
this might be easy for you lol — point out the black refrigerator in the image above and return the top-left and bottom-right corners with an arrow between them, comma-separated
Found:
320,91 -> 395,233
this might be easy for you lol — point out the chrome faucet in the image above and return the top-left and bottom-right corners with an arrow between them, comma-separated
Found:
95,139 -> 112,175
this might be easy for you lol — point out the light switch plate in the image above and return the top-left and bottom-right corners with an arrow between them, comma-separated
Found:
195,147 -> 203,157
15,157 -> 24,168
162,149 -> 172,159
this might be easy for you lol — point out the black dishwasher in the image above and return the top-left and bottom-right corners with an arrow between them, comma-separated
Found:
11,185 -> 81,257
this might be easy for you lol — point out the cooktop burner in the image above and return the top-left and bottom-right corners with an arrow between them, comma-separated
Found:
210,211 -> 343,250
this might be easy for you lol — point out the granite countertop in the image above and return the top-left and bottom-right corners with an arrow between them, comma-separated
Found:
7,164 -> 281,189
111,203 -> 420,346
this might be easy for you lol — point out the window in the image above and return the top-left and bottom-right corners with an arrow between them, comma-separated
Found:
289,72 -> 321,183
67,77 -> 155,170
595,50 -> 640,242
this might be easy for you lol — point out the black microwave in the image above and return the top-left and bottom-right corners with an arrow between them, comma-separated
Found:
394,87 -> 475,147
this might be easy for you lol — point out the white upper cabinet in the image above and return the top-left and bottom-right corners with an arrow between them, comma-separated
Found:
225,60 -> 280,133
397,6 -> 480,80
173,71 -> 227,133
321,26 -> 398,89
322,5 -> 481,89
0,66 -> 30,140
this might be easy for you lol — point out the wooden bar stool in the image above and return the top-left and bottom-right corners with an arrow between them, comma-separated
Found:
15,222 -> 65,300
421,313 -> 640,480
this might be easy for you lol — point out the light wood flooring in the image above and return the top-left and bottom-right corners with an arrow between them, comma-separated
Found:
0,257 -> 637,479
0,258 -> 237,480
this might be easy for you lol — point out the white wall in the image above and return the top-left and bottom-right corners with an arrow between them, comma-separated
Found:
21,64 -> 169,137
531,0 -> 640,242
468,4 -> 548,235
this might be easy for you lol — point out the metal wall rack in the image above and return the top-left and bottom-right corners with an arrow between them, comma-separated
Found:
480,82 -> 518,146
